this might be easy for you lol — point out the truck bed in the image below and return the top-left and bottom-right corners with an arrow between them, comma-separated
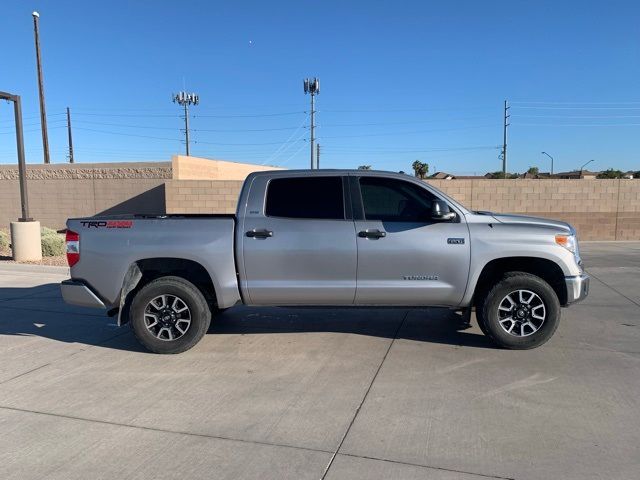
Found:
67,215 -> 241,309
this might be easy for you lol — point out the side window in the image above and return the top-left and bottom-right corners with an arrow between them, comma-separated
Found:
266,177 -> 345,220
359,177 -> 439,222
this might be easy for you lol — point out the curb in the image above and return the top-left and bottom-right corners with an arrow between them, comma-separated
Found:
0,262 -> 69,275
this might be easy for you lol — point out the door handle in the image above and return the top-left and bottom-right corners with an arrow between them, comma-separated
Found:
246,229 -> 273,238
358,229 -> 387,239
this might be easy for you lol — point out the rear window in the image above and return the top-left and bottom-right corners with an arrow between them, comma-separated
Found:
265,177 -> 345,220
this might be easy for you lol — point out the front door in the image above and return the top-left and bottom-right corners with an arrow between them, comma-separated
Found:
241,175 -> 357,305
352,175 -> 470,306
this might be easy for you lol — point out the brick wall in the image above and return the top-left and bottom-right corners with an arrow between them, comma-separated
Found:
165,178 -> 640,241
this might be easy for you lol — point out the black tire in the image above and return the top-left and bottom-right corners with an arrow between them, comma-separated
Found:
479,272 -> 560,350
474,305 -> 491,336
130,276 -> 212,354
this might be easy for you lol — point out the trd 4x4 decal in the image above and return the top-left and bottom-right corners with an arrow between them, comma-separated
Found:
80,220 -> 133,229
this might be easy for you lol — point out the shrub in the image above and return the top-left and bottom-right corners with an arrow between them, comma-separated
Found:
41,226 -> 59,237
41,233 -> 65,257
0,231 -> 9,250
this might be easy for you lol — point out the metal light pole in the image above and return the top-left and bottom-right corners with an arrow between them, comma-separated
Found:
304,78 -> 320,169
0,92 -> 31,221
580,159 -> 594,175
172,91 -> 199,156
32,11 -> 50,164
541,151 -> 554,175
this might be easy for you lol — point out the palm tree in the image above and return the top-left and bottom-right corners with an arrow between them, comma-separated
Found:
412,160 -> 429,179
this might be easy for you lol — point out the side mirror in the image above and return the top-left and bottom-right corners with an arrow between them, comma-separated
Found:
431,200 -> 456,221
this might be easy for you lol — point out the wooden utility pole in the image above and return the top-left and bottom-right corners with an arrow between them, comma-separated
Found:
32,12 -> 50,164
66,107 -> 74,163
502,100 -> 510,175
316,143 -> 320,169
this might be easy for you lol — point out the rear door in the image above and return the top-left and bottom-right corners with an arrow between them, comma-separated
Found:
352,175 -> 470,306
241,175 -> 357,305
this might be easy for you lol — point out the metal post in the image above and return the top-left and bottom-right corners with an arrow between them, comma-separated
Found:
542,151 -> 553,175
66,107 -> 74,163
0,92 -> 32,221
316,143 -> 320,169
502,100 -> 509,175
184,102 -> 190,156
310,93 -> 315,169
32,12 -> 50,164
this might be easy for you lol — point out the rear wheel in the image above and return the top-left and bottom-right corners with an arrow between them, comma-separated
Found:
130,276 -> 211,354
479,272 -> 560,349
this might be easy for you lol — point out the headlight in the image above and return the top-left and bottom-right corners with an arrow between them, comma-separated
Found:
555,234 -> 577,253
556,233 -> 582,267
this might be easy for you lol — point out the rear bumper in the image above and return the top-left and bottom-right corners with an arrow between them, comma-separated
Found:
564,274 -> 590,305
60,280 -> 106,309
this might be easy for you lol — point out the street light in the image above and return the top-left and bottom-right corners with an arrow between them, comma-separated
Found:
541,151 -> 554,175
0,91 -> 42,261
580,159 -> 594,175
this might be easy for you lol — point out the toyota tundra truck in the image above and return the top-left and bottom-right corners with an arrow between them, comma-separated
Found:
61,170 -> 589,353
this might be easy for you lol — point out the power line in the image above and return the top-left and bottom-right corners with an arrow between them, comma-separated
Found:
193,111 -> 305,118
319,125 -> 496,139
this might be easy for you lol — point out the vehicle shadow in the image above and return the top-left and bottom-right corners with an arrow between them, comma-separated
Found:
0,284 -> 496,352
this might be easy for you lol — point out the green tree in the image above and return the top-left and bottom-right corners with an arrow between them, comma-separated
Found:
527,166 -> 539,175
412,160 -> 429,179
596,168 -> 624,179
358,165 -> 372,170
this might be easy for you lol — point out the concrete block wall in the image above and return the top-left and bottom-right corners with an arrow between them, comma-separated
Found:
172,155 -> 282,181
165,180 -> 244,214
166,178 -> 640,241
427,179 -> 640,241
0,163 -> 169,229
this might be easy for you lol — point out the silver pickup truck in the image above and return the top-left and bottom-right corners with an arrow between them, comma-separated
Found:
61,170 -> 589,353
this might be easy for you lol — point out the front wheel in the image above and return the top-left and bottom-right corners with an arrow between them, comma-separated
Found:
479,272 -> 560,349
130,276 -> 212,354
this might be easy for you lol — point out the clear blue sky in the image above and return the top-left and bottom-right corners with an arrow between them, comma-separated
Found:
1,0 -> 639,174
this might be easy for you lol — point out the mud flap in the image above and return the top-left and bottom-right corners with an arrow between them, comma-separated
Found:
117,263 -> 143,326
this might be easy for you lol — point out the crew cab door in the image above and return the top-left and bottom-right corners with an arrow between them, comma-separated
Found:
240,174 -> 357,305
351,175 -> 470,306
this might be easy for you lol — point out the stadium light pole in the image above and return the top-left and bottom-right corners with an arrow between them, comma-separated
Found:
541,151 -> 554,175
173,91 -> 199,156
304,78 -> 320,169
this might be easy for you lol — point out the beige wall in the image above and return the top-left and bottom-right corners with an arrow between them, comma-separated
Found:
426,179 -> 640,241
166,178 -> 640,241
172,155 -> 282,181
0,163 -> 169,229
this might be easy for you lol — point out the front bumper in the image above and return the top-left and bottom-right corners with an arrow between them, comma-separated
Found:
564,274 -> 590,305
60,280 -> 106,309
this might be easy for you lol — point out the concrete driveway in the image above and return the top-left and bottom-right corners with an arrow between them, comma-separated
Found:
0,243 -> 639,480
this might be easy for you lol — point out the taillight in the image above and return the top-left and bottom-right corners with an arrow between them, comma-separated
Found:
66,230 -> 80,267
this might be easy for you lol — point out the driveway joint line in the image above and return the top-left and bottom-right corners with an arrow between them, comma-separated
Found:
0,363 -> 52,386
0,405 -> 334,456
586,269 -> 640,308
320,310 -> 409,480
338,452 -> 515,480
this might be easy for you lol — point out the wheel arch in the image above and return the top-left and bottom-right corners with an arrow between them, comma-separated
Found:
117,257 -> 217,326
472,256 -> 567,307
